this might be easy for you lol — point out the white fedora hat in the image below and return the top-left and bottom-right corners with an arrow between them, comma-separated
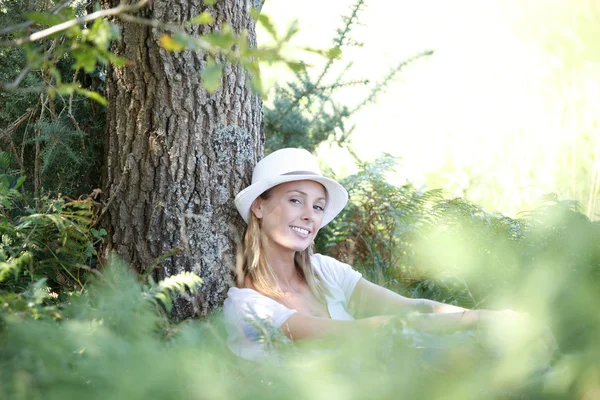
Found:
235,148 -> 348,228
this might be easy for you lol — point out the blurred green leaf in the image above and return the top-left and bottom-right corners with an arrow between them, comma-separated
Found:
14,177 -> 26,190
71,47 -> 97,73
285,61 -> 305,72
249,73 -> 264,96
251,9 -> 278,40
172,32 -> 199,50
188,12 -> 214,25
200,60 -> 222,93
23,11 -> 63,26
204,31 -> 235,50
283,19 -> 300,42
75,88 -> 108,106
301,46 -> 342,59
159,34 -> 186,52
327,47 -> 343,59
105,51 -> 127,68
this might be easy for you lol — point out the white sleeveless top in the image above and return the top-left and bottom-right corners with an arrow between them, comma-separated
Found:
222,254 -> 362,361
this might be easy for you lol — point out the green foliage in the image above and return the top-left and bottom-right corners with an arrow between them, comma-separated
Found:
0,154 -> 102,320
30,117 -> 93,190
0,49 -> 104,198
1,1 -> 120,99
0,260 -> 244,400
33,119 -> 86,171
144,272 -> 204,313
200,59 -> 223,94
318,154 -> 600,357
1,0 -> 309,99
0,257 -> 598,399
316,154 -> 443,286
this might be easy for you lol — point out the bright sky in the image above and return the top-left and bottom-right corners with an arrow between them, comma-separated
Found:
259,0 -> 600,217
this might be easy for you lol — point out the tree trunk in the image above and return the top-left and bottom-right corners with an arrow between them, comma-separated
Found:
102,0 -> 263,318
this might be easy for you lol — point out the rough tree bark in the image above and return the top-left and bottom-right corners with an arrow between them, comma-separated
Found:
102,0 -> 263,318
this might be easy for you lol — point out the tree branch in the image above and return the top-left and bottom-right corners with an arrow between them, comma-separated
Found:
117,13 -> 182,31
0,0 -> 150,47
0,38 -> 61,92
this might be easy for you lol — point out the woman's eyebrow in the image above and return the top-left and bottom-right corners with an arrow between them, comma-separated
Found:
286,190 -> 327,202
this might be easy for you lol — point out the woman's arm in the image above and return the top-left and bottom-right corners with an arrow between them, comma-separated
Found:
281,276 -> 483,341
348,278 -> 469,318
282,309 -> 486,341
282,312 -> 396,341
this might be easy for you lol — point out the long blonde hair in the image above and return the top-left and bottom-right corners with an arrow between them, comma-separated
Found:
237,190 -> 329,303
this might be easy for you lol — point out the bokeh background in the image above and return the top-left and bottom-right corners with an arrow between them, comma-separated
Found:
260,0 -> 600,219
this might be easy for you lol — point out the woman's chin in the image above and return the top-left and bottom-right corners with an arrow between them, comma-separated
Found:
286,241 -> 312,253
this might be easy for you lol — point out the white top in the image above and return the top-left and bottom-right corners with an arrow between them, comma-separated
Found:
222,254 -> 362,361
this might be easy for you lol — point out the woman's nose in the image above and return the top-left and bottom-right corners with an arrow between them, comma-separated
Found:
302,207 -> 315,222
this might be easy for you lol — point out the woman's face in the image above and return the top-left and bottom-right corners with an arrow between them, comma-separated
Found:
251,180 -> 327,254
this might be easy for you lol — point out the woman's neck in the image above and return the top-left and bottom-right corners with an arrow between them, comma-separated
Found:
260,238 -> 301,289
267,254 -> 300,289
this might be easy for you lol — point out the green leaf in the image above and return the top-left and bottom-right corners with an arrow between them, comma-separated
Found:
251,9 -> 278,40
105,51 -> 128,68
0,261 -> 17,282
301,46 -> 342,59
283,20 -> 300,42
159,34 -> 186,52
249,73 -> 264,96
71,46 -> 97,73
200,60 -> 222,93
248,48 -> 281,63
285,61 -> 305,72
204,31 -> 235,50
187,12 -> 214,25
88,19 -> 116,49
0,153 -> 11,173
326,47 -> 343,59
24,11 -> 63,26
14,177 -> 26,190
75,88 -> 108,106
0,176 -> 11,190
202,0 -> 218,4
54,83 -> 78,96
155,292 -> 172,312
53,201 -> 64,213
172,33 -> 199,50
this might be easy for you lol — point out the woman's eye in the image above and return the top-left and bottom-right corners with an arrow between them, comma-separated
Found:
290,198 -> 301,204
314,205 -> 325,212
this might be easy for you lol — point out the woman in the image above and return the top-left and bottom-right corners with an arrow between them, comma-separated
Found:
223,148 -> 544,363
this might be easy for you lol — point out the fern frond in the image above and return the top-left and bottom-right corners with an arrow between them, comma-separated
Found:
145,272 -> 203,313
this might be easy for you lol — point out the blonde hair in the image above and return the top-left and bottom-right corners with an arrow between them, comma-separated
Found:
237,190 -> 329,303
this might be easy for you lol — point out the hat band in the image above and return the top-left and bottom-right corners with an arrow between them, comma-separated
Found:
282,171 -> 320,176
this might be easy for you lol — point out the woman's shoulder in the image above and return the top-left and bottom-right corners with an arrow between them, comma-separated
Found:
224,287 -> 272,310
310,253 -> 339,269
223,287 -> 297,344
311,253 -> 350,272
310,253 -> 361,283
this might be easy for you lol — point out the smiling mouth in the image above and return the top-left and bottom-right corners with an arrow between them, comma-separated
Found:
290,226 -> 310,235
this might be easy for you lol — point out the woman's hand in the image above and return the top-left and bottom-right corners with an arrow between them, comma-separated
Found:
477,309 -> 556,345
476,309 -> 558,369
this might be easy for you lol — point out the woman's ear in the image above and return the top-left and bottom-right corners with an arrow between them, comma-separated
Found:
250,198 -> 264,219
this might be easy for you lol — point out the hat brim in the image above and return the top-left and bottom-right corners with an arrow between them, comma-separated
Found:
235,175 -> 348,228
